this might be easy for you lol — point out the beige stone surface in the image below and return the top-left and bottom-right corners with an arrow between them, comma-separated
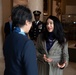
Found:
13,0 -> 28,6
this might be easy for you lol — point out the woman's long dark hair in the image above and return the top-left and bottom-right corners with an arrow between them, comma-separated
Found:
42,15 -> 67,65
42,15 -> 66,46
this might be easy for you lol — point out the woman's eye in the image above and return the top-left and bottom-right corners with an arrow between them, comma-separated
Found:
50,22 -> 53,24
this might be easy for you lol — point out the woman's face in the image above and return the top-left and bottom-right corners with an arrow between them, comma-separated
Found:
46,18 -> 54,32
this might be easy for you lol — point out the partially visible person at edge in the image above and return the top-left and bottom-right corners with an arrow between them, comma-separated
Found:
4,15 -> 12,38
3,5 -> 38,75
29,10 -> 45,44
36,15 -> 69,75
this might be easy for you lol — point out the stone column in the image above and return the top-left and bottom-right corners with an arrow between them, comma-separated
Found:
0,0 -> 12,59
0,0 -> 3,59
13,0 -> 28,6
28,0 -> 43,21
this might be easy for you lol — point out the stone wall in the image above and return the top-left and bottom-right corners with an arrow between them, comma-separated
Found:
0,0 -> 3,59
0,0 -> 12,59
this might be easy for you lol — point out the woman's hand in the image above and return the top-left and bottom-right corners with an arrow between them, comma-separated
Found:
57,62 -> 66,69
43,54 -> 53,63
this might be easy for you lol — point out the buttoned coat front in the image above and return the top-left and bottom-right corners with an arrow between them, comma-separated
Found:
36,34 -> 69,75
29,21 -> 45,41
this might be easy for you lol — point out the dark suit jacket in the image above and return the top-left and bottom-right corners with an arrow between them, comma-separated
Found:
3,32 -> 38,75
4,22 -> 13,37
29,21 -> 45,40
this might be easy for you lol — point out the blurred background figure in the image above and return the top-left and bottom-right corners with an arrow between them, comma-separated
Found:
4,15 -> 12,38
29,10 -> 45,44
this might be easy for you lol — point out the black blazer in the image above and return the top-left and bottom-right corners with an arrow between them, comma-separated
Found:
4,22 -> 13,37
29,21 -> 45,40
3,32 -> 38,75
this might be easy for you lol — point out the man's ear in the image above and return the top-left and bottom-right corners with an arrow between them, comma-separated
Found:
25,20 -> 29,26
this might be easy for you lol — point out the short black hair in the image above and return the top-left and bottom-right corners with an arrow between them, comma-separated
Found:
12,5 -> 32,27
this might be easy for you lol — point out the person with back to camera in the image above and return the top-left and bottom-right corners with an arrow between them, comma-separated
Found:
3,5 -> 38,75
36,15 -> 69,75
4,15 -> 12,38
29,10 -> 45,44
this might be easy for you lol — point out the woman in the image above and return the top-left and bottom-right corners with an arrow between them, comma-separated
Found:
36,15 -> 69,75
3,5 -> 38,75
